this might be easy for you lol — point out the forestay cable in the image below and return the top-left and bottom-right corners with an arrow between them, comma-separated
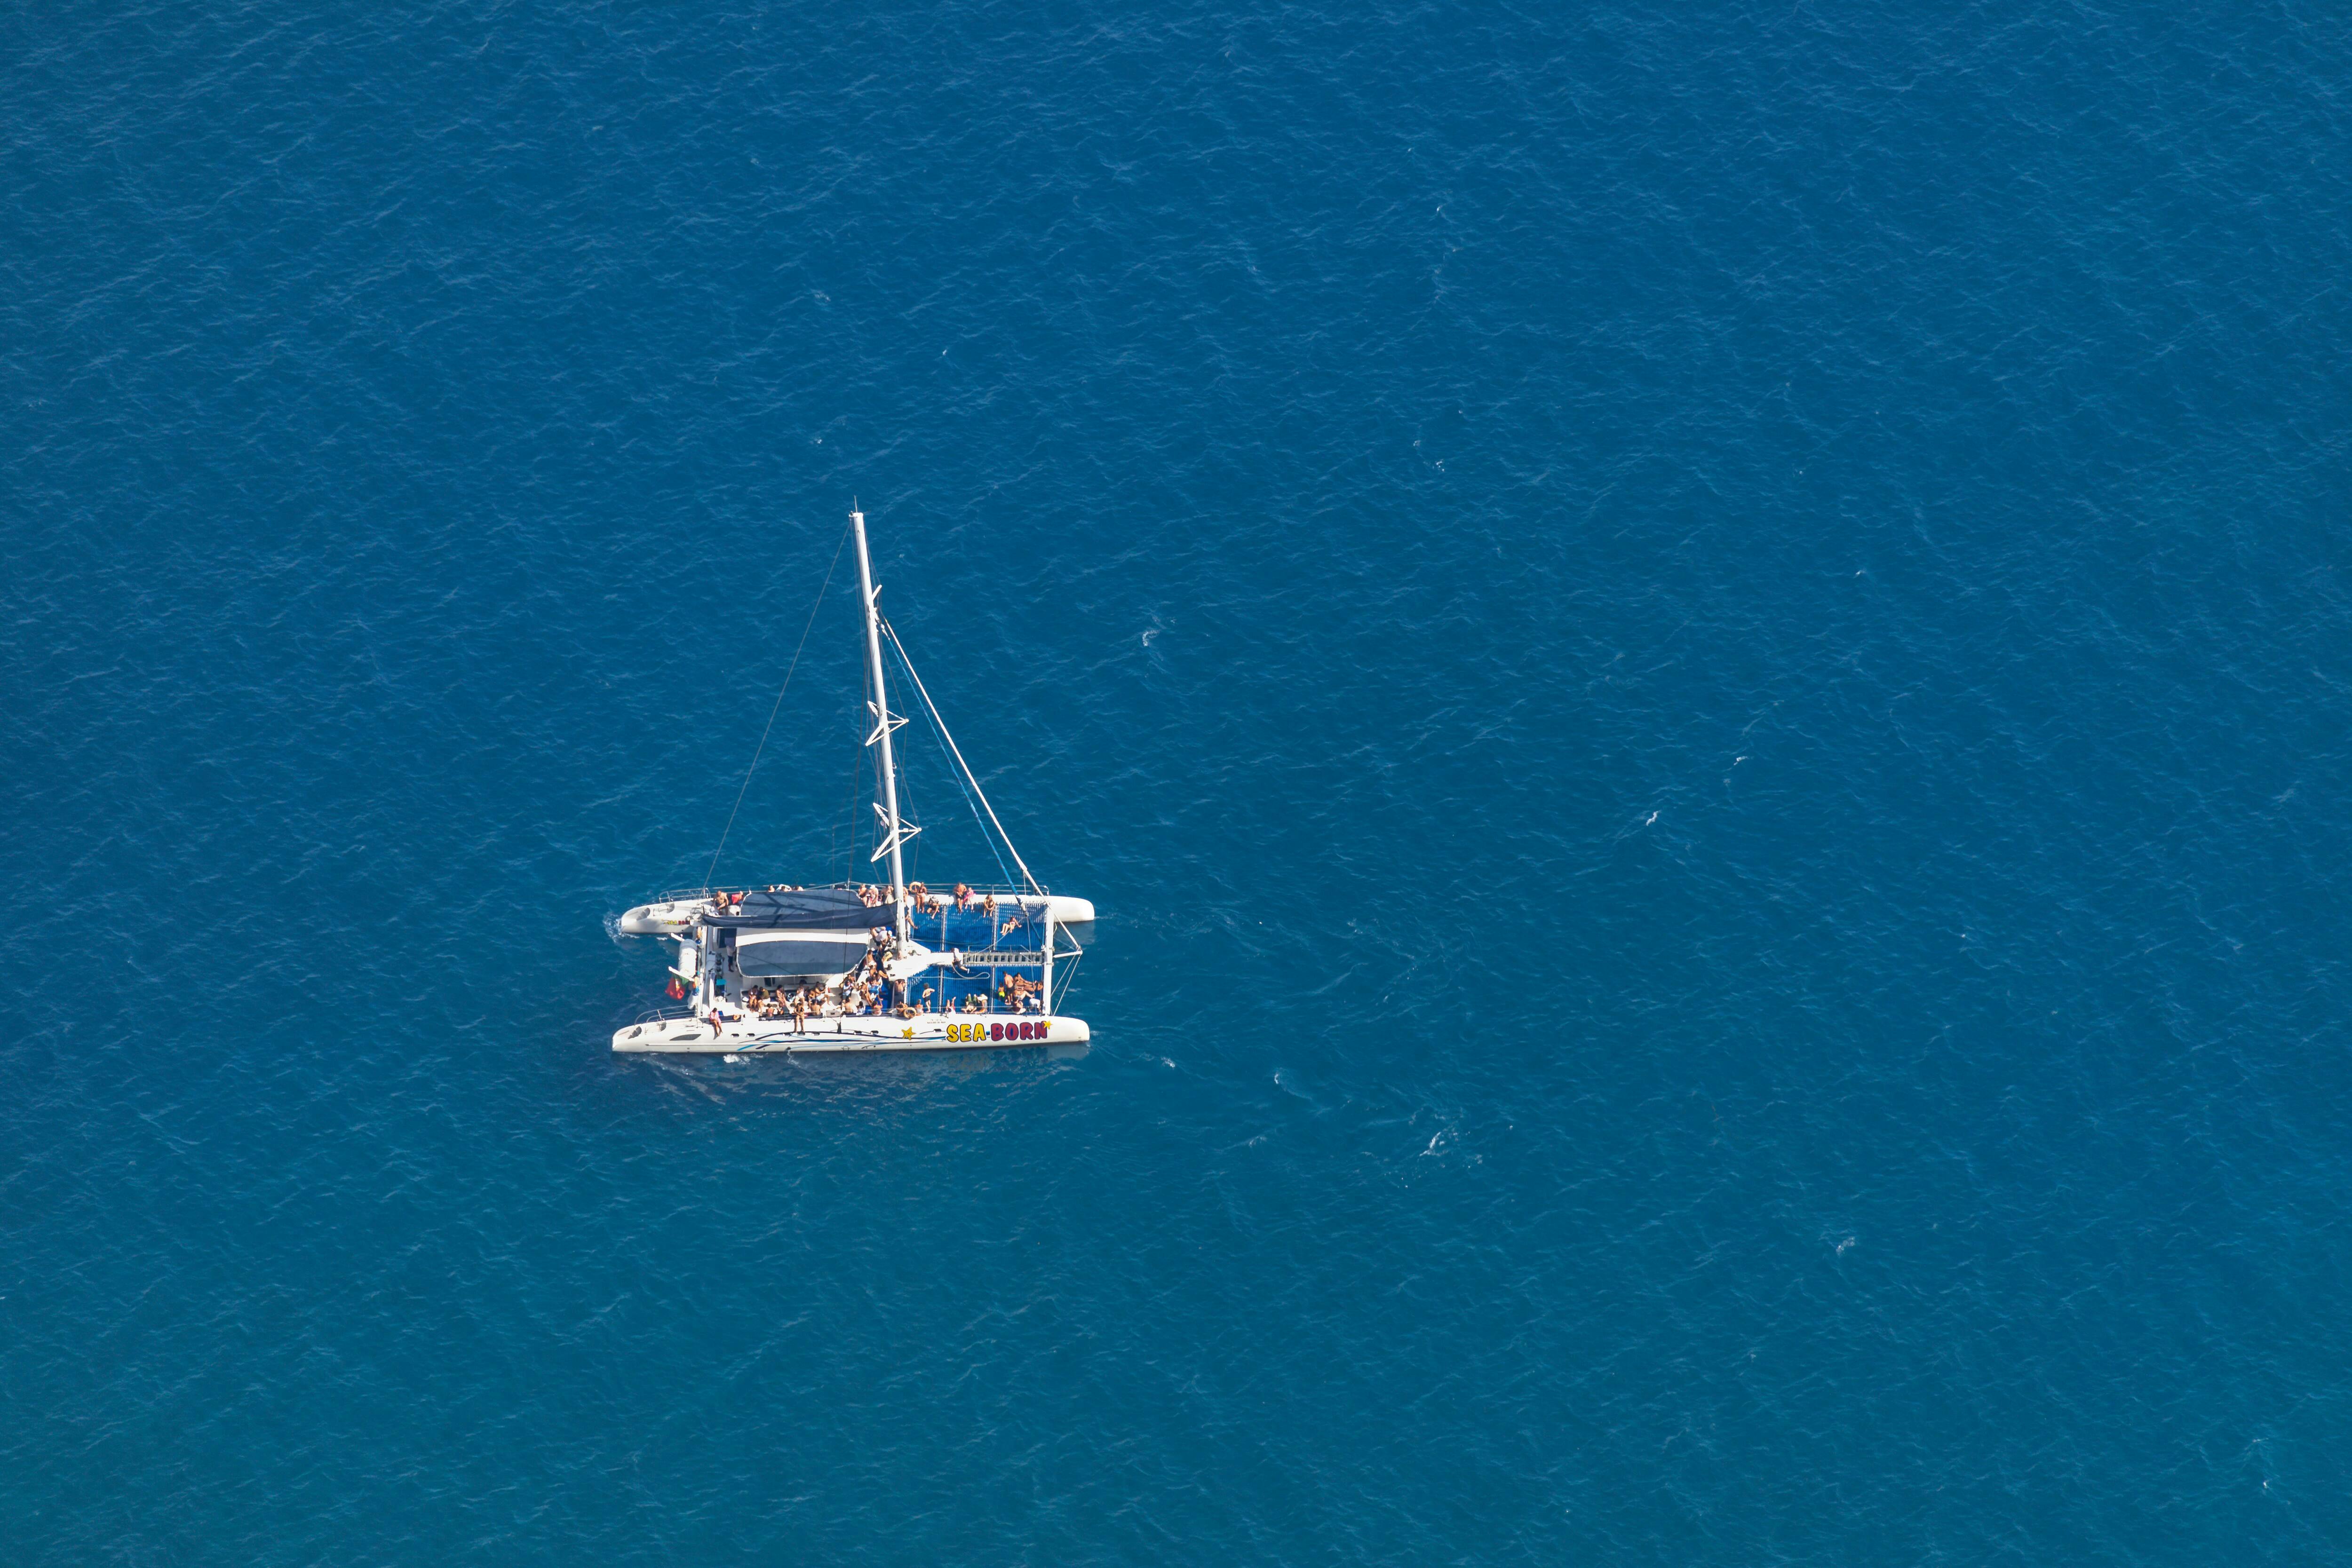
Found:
879,615 -> 1042,895
888,633 -> 1016,891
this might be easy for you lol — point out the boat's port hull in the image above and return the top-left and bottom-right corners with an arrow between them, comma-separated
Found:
613,1014 -> 1089,1054
617,892 -> 1096,937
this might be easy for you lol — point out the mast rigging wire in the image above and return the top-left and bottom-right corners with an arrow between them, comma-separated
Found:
889,633 -> 1017,891
703,517 -> 853,889
879,615 -> 1043,895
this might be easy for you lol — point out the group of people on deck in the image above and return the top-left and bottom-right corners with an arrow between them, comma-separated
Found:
726,975 -> 898,1033
701,961 -> 1044,1038
718,976 -> 1040,1029
852,882 -> 953,910
705,885 -> 806,913
856,883 -> 1031,944
855,881 -> 998,921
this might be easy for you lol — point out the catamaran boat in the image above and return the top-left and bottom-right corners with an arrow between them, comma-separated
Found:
609,508 -> 1092,1055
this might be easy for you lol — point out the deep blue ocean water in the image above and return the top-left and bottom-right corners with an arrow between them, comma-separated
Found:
7,1 -> 2352,1560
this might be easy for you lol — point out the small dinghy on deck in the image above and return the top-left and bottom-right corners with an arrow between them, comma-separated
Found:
608,508 -> 1093,1056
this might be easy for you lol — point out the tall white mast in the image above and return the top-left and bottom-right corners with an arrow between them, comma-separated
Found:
851,508 -> 911,947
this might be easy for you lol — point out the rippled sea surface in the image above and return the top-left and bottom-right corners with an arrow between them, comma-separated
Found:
8,2 -> 2351,1561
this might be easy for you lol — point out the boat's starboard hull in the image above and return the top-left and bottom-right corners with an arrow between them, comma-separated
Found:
612,1014 -> 1088,1054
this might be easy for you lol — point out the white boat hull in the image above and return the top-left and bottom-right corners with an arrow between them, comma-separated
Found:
616,892 -> 1096,937
615,900 -> 701,936
612,1013 -> 1089,1054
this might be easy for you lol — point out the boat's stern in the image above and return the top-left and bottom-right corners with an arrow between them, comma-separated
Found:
617,900 -> 701,936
